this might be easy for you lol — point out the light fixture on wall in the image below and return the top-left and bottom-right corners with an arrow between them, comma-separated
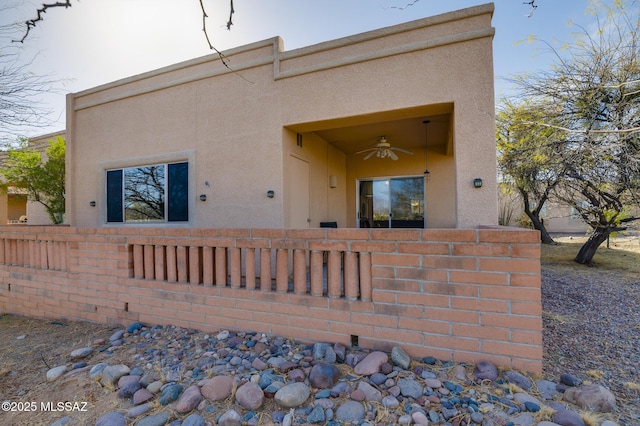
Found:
423,120 -> 431,178
199,194 -> 207,201
329,175 -> 337,188
473,178 -> 483,188
267,190 -> 275,198
89,201 -> 96,207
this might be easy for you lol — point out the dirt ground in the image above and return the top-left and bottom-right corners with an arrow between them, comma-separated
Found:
1,234 -> 638,426
0,316 -> 132,425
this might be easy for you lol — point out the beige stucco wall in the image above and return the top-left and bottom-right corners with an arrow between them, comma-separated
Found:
66,3 -> 496,229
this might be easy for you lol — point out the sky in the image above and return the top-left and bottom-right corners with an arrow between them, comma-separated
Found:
1,0 -> 603,138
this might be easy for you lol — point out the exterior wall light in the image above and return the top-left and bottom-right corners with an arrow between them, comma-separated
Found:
199,194 -> 207,201
89,201 -> 96,207
473,178 -> 483,188
267,190 -> 275,198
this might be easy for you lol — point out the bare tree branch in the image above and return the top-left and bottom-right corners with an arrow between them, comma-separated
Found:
226,0 -> 235,30
198,0 -> 230,67
12,1 -> 72,43
388,0 -> 421,11
523,0 -> 537,18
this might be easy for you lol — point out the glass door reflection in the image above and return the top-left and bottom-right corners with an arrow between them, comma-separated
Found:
358,177 -> 424,228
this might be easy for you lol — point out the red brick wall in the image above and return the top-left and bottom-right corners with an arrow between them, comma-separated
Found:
0,225 -> 542,372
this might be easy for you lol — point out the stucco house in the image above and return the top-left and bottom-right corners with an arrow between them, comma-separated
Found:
65,3 -> 497,230
0,3 -> 544,371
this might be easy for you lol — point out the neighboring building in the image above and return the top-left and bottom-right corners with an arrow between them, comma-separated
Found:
499,187 -> 640,235
65,3 -> 497,229
0,131 -> 64,226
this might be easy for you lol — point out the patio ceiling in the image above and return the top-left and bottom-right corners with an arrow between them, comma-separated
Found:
315,113 -> 450,155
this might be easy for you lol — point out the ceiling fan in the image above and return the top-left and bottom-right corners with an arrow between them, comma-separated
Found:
356,136 -> 413,161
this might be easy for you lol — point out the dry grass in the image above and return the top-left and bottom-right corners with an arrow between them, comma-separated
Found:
542,234 -> 640,272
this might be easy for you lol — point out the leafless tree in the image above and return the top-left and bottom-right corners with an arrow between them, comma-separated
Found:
13,0 -> 236,65
0,10 -> 58,147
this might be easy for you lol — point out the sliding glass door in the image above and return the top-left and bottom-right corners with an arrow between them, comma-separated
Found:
358,176 -> 425,228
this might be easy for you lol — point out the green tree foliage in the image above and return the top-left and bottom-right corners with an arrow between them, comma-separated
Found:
0,136 -> 65,224
503,0 -> 640,264
497,100 -> 567,244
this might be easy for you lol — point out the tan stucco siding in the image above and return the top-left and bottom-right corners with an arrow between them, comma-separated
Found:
66,3 -> 496,229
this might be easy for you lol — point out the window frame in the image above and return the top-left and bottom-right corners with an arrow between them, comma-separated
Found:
98,150 -> 195,226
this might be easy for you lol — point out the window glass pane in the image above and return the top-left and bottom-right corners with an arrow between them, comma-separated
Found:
124,165 -> 165,222
372,180 -> 390,226
390,177 -> 424,226
168,162 -> 188,221
106,170 -> 123,222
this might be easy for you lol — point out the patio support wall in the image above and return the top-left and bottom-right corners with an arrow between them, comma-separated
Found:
0,225 -> 542,372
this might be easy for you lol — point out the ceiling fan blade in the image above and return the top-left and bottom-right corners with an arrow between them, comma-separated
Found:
390,147 -> 413,155
355,147 -> 376,155
363,150 -> 377,160
388,150 -> 399,161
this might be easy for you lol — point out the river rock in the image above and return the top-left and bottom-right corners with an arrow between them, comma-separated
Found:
274,382 -> 310,407
95,411 -> 126,426
160,383 -> 184,405
356,381 -> 382,402
251,358 -> 267,370
309,363 -> 341,388
382,395 -> 400,408
451,364 -> 467,381
560,373 -> 582,387
235,382 -> 264,410
127,402 -> 151,418
135,412 -> 169,426
100,365 -> 130,387
503,370 -> 533,390
335,400 -> 366,423
307,404 -> 326,423
108,330 -> 125,342
563,384 -> 617,412
217,409 -> 241,426
117,374 -> 140,388
536,379 -> 561,399
398,378 -> 423,399
552,409 -> 586,426
201,375 -> 234,401
70,347 -> 93,359
182,413 -> 206,426
117,381 -> 141,399
391,346 -> 411,369
353,351 -> 388,375
127,322 -> 143,333
176,385 -> 204,414
146,380 -> 163,394
89,363 -> 108,379
46,365 -> 67,382
412,410 -> 430,425
133,388 -> 153,405
287,368 -> 305,382
474,360 -> 498,381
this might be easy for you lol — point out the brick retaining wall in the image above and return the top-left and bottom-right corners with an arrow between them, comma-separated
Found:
0,225 -> 542,372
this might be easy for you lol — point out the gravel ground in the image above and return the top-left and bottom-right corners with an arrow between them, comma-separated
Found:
542,265 -> 640,425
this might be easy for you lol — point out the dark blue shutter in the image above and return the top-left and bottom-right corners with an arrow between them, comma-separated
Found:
167,162 -> 188,221
106,170 -> 123,222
